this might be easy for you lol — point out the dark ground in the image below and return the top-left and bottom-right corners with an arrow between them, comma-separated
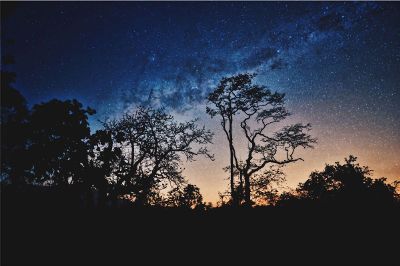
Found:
2,189 -> 399,265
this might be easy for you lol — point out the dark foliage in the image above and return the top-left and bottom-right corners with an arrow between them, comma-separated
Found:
29,99 -> 95,185
277,155 -> 400,207
1,83 -> 213,207
2,191 -> 399,265
1,57 -> 30,185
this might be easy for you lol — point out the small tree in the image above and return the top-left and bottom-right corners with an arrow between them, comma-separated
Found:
167,183 -> 203,209
250,166 -> 286,206
92,107 -> 213,206
207,73 -> 316,206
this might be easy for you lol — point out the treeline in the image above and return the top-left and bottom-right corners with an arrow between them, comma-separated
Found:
2,67 -> 399,209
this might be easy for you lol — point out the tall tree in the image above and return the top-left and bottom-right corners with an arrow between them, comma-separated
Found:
206,74 -> 250,206
94,107 -> 213,206
207,73 -> 316,206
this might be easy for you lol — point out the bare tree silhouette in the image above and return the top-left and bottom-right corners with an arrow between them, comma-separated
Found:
206,75 -> 245,206
90,107 -> 213,206
207,73 -> 316,206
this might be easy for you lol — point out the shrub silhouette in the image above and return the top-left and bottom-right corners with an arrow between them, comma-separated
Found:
278,155 -> 399,207
167,183 -> 204,209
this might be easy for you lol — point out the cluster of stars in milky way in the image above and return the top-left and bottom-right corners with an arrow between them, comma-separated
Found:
2,2 -> 399,202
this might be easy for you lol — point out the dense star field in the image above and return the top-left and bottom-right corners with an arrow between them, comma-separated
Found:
2,2 -> 399,203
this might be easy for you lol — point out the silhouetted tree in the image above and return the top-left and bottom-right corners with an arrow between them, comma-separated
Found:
279,156 -> 400,206
207,73 -> 316,206
86,128 -> 120,205
92,107 -> 213,206
250,166 -> 286,205
1,54 -> 30,185
167,183 -> 203,209
216,191 -> 231,207
221,163 -> 286,206
28,99 -> 95,186
206,75 -> 246,206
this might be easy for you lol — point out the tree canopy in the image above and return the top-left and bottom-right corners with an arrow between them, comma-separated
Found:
89,106 -> 213,206
28,99 -> 95,185
207,73 -> 316,206
278,155 -> 400,207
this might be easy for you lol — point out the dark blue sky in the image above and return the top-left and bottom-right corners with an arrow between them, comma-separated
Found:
2,1 -> 399,201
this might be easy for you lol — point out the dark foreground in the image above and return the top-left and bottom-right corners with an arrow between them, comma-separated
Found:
2,193 -> 399,265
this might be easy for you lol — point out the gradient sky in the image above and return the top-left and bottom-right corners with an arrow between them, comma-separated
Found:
2,2 -> 399,203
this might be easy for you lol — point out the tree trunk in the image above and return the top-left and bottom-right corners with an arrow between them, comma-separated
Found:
244,173 -> 251,207
238,171 -> 243,205
228,115 -> 237,207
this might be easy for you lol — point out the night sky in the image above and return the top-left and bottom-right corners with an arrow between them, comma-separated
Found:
2,2 -> 399,203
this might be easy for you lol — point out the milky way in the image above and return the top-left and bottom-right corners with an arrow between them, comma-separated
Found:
2,2 -> 399,202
